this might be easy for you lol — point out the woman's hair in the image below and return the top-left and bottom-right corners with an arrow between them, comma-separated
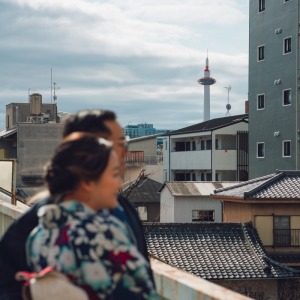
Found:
45,133 -> 113,197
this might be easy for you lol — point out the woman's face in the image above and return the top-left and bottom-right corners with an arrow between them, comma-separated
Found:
89,150 -> 123,210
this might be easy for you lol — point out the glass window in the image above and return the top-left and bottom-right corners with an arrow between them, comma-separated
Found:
200,140 -> 205,150
257,142 -> 265,158
185,141 -> 191,151
192,210 -> 215,222
284,37 -> 292,54
175,142 -> 185,151
257,94 -> 265,110
274,216 -> 290,246
137,206 -> 148,221
283,140 -> 291,157
192,140 -> 196,151
258,45 -> 265,61
283,89 -> 291,106
259,0 -> 265,12
206,140 -> 212,150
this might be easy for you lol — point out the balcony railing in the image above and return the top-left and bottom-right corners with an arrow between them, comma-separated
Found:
126,151 -> 163,166
0,200 -> 252,300
274,229 -> 300,246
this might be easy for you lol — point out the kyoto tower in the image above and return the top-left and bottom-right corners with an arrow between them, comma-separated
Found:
197,56 -> 216,121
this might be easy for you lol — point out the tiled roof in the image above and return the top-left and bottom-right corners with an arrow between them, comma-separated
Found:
144,222 -> 299,280
163,114 -> 248,136
125,177 -> 162,203
213,171 -> 300,200
162,181 -> 239,196
268,252 -> 300,264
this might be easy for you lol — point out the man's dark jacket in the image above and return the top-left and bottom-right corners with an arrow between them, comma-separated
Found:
0,194 -> 153,300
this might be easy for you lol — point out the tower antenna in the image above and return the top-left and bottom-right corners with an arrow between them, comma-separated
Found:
224,85 -> 232,116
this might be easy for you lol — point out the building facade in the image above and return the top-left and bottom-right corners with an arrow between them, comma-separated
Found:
163,114 -> 248,182
123,123 -> 170,139
248,0 -> 300,178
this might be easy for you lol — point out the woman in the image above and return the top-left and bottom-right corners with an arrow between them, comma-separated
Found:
26,133 -> 158,299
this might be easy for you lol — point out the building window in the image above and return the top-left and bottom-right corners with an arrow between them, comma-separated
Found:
185,141 -> 191,151
257,94 -> 265,110
192,210 -> 215,222
258,45 -> 265,61
137,206 -> 148,221
259,0 -> 265,12
257,142 -> 265,158
215,139 -> 220,150
175,172 -> 191,181
274,216 -> 290,246
283,140 -> 291,157
283,89 -> 291,106
284,0 -> 290,2
200,140 -> 205,150
191,172 -> 196,181
192,140 -> 196,151
284,37 -> 292,54
206,140 -> 212,150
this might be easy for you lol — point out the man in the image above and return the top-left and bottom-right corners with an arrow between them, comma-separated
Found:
0,109 -> 154,299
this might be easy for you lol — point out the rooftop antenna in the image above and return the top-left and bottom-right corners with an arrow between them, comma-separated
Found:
224,85 -> 231,116
53,82 -> 60,103
50,68 -> 52,103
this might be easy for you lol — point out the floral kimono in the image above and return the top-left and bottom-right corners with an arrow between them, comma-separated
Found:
26,201 -> 158,299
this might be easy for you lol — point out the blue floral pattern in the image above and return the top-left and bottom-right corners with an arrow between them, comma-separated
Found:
26,201 -> 158,299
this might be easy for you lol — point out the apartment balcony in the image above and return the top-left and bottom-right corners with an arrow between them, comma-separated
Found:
126,151 -> 163,166
0,200 -> 252,300
170,150 -> 211,170
212,149 -> 237,170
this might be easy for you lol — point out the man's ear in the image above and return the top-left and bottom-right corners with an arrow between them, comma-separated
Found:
79,180 -> 94,193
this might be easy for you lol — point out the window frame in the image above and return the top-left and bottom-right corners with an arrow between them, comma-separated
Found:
257,142 -> 265,158
258,45 -> 265,61
257,93 -> 265,110
192,210 -> 215,222
282,140 -> 291,157
137,206 -> 148,221
283,37 -> 292,54
283,89 -> 292,106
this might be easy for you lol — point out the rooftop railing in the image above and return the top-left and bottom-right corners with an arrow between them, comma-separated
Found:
0,200 -> 252,300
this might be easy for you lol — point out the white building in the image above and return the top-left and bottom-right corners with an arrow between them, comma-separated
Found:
163,114 -> 248,182
160,181 -> 238,223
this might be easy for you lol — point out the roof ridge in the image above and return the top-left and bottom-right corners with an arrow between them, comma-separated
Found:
263,256 -> 300,275
213,173 -> 275,195
244,172 -> 284,198
241,223 -> 269,270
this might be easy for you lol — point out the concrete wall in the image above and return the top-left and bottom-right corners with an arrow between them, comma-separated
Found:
17,123 -> 62,183
160,187 -> 174,222
174,196 -> 222,223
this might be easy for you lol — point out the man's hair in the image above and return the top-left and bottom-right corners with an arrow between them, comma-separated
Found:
62,109 -> 116,138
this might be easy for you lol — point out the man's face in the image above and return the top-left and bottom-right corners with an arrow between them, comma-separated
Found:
104,120 -> 127,176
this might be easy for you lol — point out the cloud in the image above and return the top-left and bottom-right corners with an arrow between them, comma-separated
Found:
0,0 -> 249,130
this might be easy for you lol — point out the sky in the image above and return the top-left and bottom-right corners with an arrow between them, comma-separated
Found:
0,0 -> 249,130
